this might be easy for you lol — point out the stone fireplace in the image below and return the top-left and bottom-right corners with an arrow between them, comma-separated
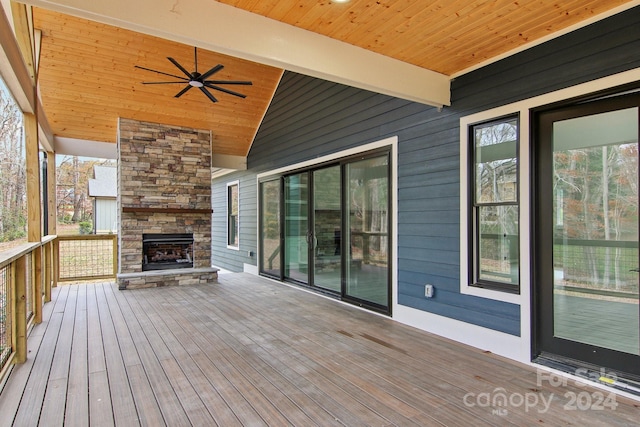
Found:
117,118 -> 218,289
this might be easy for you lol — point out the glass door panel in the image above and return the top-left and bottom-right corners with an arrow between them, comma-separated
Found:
312,166 -> 342,292
284,173 -> 309,283
552,107 -> 639,356
345,155 -> 390,309
259,179 -> 281,278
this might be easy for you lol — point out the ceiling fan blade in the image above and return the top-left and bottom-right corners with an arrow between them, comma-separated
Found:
135,65 -> 188,81
199,64 -> 224,81
167,57 -> 193,78
205,80 -> 253,85
199,87 -> 218,103
204,83 -> 247,98
175,85 -> 193,98
141,81 -> 187,84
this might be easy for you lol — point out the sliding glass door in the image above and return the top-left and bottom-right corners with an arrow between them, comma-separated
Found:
284,172 -> 309,283
259,149 -> 391,314
312,166 -> 342,292
344,155 -> 390,307
259,179 -> 281,278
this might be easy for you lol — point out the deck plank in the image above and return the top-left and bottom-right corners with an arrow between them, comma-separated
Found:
0,286 -> 60,426
104,284 -> 189,427
130,290 -> 244,426
176,285 -> 420,426
2,274 -> 640,427
85,284 -> 114,427
94,284 -> 144,426
116,288 -> 215,425
11,285 -> 70,427
65,285 -> 89,427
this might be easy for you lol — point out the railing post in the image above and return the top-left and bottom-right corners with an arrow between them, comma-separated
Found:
44,241 -> 52,302
113,235 -> 118,277
12,256 -> 27,364
33,246 -> 43,324
53,238 -> 60,286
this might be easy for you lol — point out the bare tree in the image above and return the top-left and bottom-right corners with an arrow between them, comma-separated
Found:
0,84 -> 26,244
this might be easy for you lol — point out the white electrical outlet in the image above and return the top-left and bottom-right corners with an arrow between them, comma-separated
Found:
425,284 -> 434,298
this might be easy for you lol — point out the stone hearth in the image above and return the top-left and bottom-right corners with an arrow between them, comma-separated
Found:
117,118 -> 217,289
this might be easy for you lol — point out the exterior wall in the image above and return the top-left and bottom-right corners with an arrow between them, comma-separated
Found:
94,198 -> 117,233
211,7 -> 640,358
211,171 -> 257,272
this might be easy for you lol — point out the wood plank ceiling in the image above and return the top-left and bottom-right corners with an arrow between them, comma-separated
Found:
219,0 -> 634,76
33,9 -> 284,156
32,0 -> 635,157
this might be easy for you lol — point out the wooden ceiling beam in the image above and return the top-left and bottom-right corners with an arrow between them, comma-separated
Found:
21,0 -> 451,108
0,4 -> 34,112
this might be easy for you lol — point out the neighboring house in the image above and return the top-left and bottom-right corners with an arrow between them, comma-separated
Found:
88,165 -> 117,234
211,9 -> 640,384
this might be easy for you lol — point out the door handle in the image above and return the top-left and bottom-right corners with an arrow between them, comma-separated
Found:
306,231 -> 317,249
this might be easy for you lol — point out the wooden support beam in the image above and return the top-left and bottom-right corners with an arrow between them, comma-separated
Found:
12,256 -> 28,364
10,2 -> 36,83
25,112 -> 43,323
0,4 -> 34,112
25,113 -> 41,242
46,151 -> 56,235
22,0 -> 450,107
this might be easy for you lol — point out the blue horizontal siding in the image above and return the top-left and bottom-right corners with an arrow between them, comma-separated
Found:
209,6 -> 640,336
211,171 -> 258,271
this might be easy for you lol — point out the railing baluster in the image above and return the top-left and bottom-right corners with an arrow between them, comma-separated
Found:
12,255 -> 27,364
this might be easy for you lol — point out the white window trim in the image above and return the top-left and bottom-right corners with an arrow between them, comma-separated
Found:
226,180 -> 240,250
460,68 -> 640,308
461,113 -> 526,305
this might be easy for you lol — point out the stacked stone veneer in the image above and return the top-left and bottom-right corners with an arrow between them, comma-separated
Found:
117,118 -> 217,289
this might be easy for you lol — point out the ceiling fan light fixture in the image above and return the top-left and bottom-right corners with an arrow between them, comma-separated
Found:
136,47 -> 252,104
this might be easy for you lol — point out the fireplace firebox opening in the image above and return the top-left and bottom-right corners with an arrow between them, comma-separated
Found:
142,233 -> 194,271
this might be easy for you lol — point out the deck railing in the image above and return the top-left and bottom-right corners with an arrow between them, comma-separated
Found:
56,234 -> 117,282
0,236 -> 56,381
0,234 -> 117,382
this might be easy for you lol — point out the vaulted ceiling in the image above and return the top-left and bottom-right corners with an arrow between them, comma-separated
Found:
22,0 -> 639,159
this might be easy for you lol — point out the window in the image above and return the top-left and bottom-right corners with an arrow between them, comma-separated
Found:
470,116 -> 519,292
227,181 -> 239,248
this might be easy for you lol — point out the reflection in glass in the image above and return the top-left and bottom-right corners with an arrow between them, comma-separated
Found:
474,119 -> 518,204
284,173 -> 309,283
478,205 -> 519,284
227,184 -> 239,247
552,107 -> 639,355
260,180 -> 281,278
345,155 -> 389,307
313,166 -> 342,292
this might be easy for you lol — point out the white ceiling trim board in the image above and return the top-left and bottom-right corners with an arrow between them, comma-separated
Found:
23,0 -> 450,108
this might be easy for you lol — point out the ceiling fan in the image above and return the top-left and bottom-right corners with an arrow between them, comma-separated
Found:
135,47 -> 252,103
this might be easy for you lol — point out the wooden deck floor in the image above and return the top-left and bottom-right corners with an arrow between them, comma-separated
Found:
0,273 -> 639,426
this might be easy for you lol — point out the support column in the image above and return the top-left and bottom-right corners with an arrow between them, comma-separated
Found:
25,112 -> 43,324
